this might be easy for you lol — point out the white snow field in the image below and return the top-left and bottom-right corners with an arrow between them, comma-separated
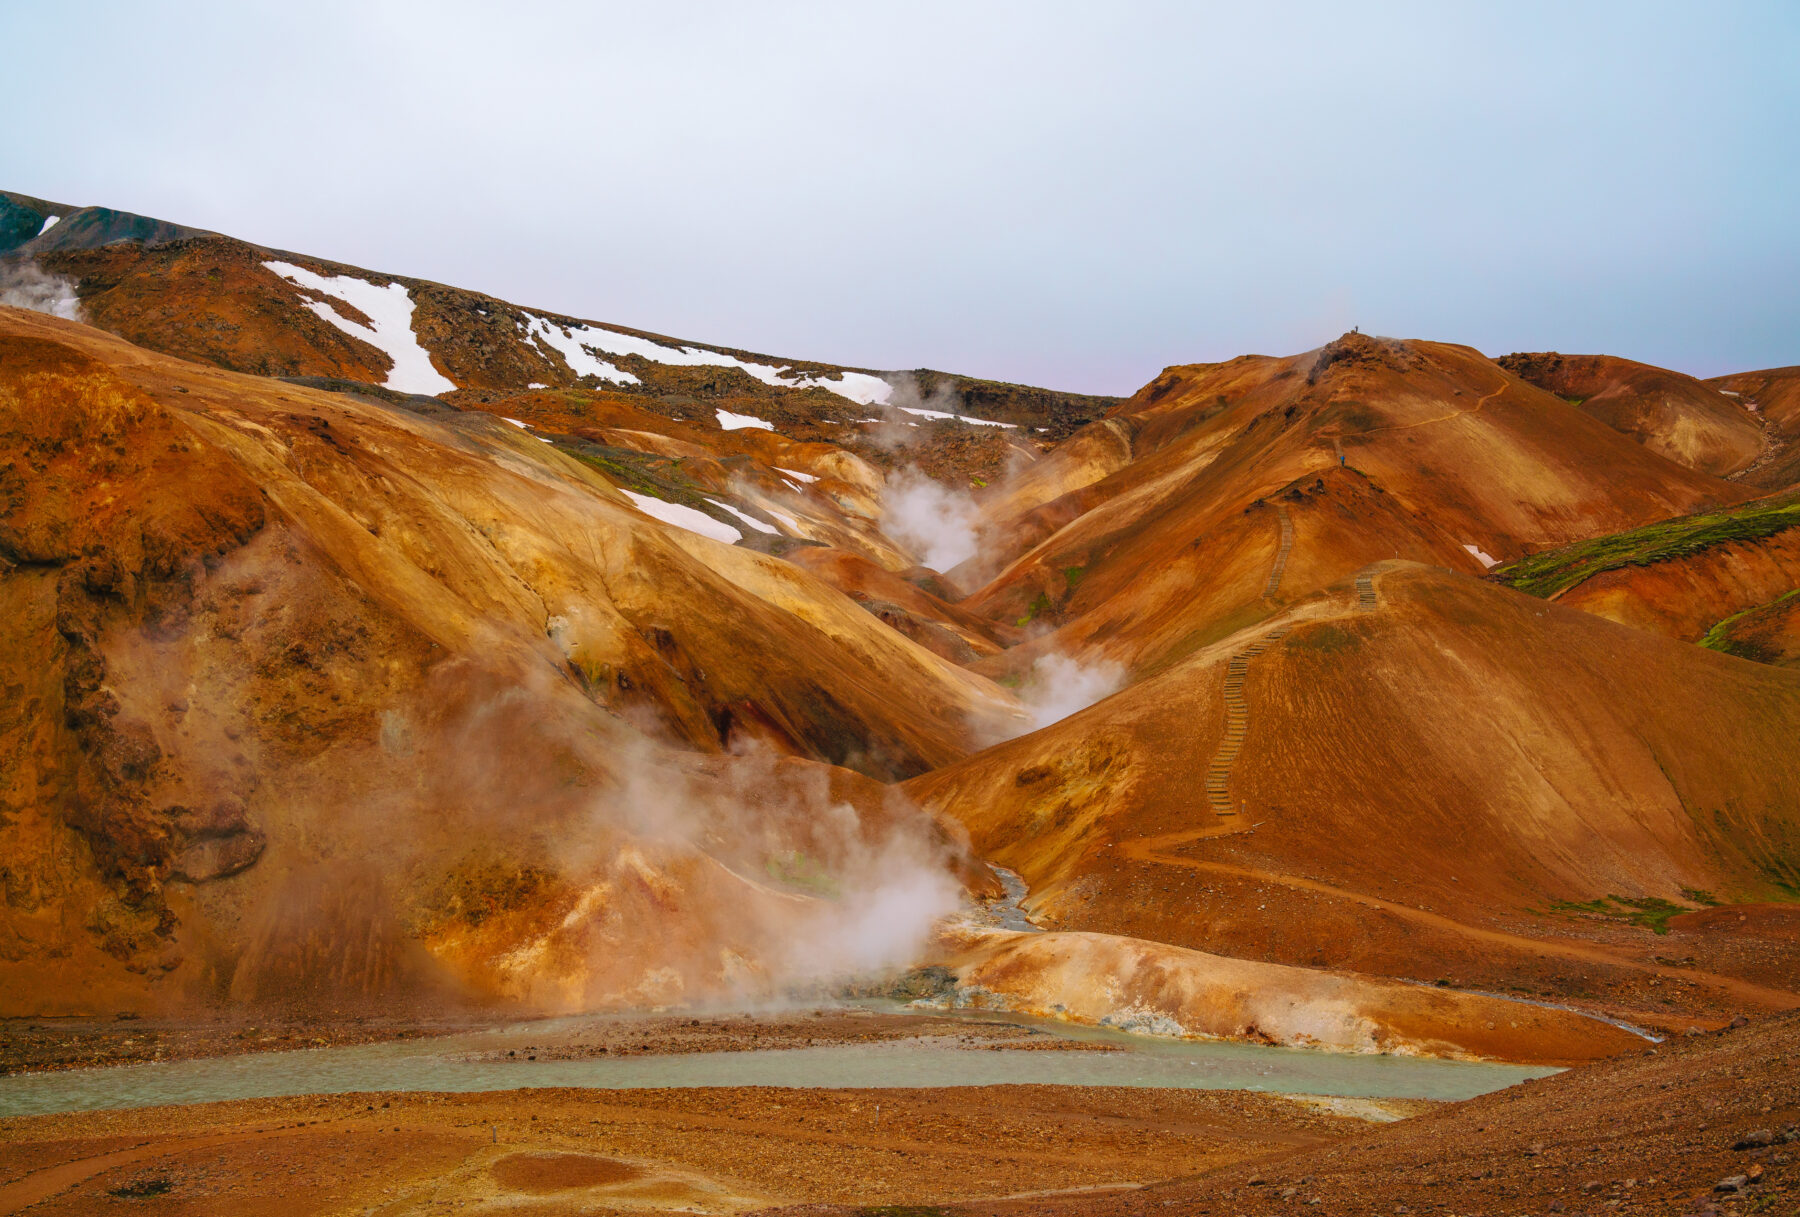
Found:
897,406 -> 1017,428
716,409 -> 775,431
1463,543 -> 1500,569
263,261 -> 457,396
37,215 -> 60,235
523,315 -> 641,385
775,467 -> 819,483
709,499 -> 779,535
516,312 -> 893,406
620,490 -> 741,544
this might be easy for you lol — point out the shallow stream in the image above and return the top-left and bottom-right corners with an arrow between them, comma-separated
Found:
0,1009 -> 1557,1118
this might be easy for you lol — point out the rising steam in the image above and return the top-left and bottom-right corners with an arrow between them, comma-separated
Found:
0,259 -> 82,321
881,468 -> 982,571
1018,652 -> 1128,731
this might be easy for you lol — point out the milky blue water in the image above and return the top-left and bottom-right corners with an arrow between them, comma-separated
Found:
0,1012 -> 1556,1118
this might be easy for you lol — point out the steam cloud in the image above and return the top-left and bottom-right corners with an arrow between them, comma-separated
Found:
0,259 -> 82,321
408,659 -> 966,1009
881,468 -> 982,571
1018,652 -> 1127,731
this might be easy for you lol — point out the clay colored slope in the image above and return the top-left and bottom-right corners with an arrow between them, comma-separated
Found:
960,334 -> 1740,678
1497,350 -> 1766,476
462,386 -> 930,573
1494,488 -> 1800,660
0,305 -> 1014,1017
784,546 -> 1022,662
20,205 -> 1113,503
936,927 -> 1644,1064
908,562 -> 1800,1018
19,197 -> 1111,432
1710,363 -> 1800,490
976,416 -> 1136,523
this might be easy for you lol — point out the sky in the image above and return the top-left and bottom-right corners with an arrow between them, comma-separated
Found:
6,1 -> 1797,395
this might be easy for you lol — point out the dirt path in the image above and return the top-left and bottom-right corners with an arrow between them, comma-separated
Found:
1354,374 -> 1511,437
1118,823 -> 1799,1010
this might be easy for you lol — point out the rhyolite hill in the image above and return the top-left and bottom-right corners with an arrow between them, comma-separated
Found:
1,188 -> 1796,1060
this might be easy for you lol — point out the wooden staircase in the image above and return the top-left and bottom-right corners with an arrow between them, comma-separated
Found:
1263,503 -> 1294,598
1205,625 -> 1290,816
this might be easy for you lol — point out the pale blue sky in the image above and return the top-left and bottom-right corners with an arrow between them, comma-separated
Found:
6,2 -> 1796,394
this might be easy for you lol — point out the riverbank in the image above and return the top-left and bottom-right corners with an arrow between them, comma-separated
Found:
0,1006 -> 1100,1077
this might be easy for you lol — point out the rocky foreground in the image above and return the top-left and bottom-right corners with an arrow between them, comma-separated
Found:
889,1010 -> 1799,1217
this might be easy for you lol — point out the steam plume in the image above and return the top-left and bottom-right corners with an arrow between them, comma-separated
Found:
0,259 -> 82,321
881,468 -> 982,571
1019,652 -> 1127,731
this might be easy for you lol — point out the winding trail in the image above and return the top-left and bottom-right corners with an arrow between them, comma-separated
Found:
1117,824 -> 1797,1010
1145,566 -> 1800,1012
1354,375 -> 1511,438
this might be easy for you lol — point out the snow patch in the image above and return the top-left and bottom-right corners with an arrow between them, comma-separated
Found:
37,215 -> 59,235
620,490 -> 741,544
522,314 -> 640,385
263,261 -> 457,396
709,499 -> 779,535
1463,544 -> 1499,569
897,405 -> 1017,429
765,507 -> 803,534
717,409 -> 774,432
504,417 -> 530,429
528,382 -> 547,389
776,467 -> 818,483
513,313 -> 892,405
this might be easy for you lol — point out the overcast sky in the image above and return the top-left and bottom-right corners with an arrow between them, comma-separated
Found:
8,2 -> 1797,394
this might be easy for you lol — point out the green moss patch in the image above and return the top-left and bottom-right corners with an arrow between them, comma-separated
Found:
1548,894 -> 1694,934
1494,491 -> 1800,600
1699,587 -> 1800,663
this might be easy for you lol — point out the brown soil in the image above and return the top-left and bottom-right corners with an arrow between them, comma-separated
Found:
488,1150 -> 644,1190
0,1084 -> 1373,1214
